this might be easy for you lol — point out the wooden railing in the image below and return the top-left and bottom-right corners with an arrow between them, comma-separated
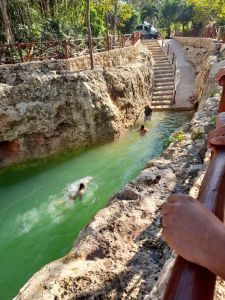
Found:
174,25 -> 225,41
163,73 -> 225,300
0,32 -> 140,65
158,30 -> 177,104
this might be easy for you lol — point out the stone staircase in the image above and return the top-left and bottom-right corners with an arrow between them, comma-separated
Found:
142,40 -> 175,110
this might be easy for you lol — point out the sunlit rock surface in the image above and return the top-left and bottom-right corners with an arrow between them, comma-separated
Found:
0,47 -> 152,167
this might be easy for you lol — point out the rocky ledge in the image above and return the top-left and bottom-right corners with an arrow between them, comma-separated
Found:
14,90 -> 219,299
0,46 -> 152,167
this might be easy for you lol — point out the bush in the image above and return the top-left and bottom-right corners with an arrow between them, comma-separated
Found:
210,116 -> 217,127
164,131 -> 184,149
191,127 -> 201,140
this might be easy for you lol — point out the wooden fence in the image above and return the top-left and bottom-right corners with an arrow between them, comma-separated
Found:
0,32 -> 140,65
163,72 -> 225,299
174,26 -> 225,41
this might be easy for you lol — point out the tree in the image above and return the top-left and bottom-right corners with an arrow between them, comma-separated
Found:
187,0 -> 225,27
160,0 -> 180,38
86,0 -> 94,69
141,2 -> 158,23
176,3 -> 194,32
0,0 -> 13,43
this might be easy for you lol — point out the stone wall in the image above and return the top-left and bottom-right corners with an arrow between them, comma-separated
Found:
14,90 -> 219,300
0,42 -> 143,84
174,37 -> 217,53
174,37 -> 225,106
0,46 -> 152,167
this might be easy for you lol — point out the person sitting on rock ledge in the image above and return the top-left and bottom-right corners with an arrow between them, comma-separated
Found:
138,124 -> 148,136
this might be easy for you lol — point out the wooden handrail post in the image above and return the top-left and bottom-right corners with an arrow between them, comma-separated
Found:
217,26 -> 221,41
63,40 -> 68,59
132,32 -> 135,46
122,35 -> 125,48
16,43 -> 24,63
163,75 -> 225,300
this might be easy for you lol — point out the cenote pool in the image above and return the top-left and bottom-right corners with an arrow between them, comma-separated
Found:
0,111 -> 191,300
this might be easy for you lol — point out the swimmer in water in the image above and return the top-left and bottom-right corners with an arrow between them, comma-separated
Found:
77,183 -> 85,199
69,182 -> 86,201
56,177 -> 92,205
138,124 -> 148,136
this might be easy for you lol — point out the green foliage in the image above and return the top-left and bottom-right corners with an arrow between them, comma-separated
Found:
141,2 -> 158,23
164,131 -> 184,149
210,116 -> 217,127
119,7 -> 140,34
1,0 -> 225,43
187,0 -> 225,26
90,7 -> 105,36
191,127 -> 201,140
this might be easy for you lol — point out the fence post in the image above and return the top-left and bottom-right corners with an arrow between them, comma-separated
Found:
109,35 -> 112,50
63,40 -> 69,59
217,27 -> 221,41
16,43 -> 24,63
132,33 -> 135,46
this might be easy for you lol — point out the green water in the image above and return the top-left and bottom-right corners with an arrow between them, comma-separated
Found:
0,111 -> 191,300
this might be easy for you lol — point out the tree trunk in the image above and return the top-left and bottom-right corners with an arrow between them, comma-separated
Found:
0,0 -> 13,44
166,26 -> 171,39
113,0 -> 118,36
86,0 -> 94,69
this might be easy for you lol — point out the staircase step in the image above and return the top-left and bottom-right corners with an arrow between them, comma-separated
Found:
154,85 -> 174,91
155,71 -> 174,78
152,95 -> 174,100
153,57 -> 168,61
151,49 -> 165,52
151,101 -> 173,106
152,54 -> 167,56
154,78 -> 174,83
153,90 -> 173,96
152,53 -> 167,56
155,74 -> 174,79
155,83 -> 174,88
154,65 -> 172,69
156,58 -> 171,61
155,64 -> 172,68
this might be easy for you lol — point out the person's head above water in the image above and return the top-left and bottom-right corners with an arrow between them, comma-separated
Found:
140,125 -> 144,130
79,183 -> 85,190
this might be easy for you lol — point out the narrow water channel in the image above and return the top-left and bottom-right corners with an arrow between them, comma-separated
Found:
0,111 -> 191,300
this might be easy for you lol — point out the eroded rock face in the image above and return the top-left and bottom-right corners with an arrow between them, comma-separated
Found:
14,88 -> 219,300
0,49 -> 152,167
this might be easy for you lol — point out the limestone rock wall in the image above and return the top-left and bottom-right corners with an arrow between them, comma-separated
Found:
0,47 -> 152,166
174,37 -> 218,56
0,42 -> 143,82
174,37 -> 225,106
